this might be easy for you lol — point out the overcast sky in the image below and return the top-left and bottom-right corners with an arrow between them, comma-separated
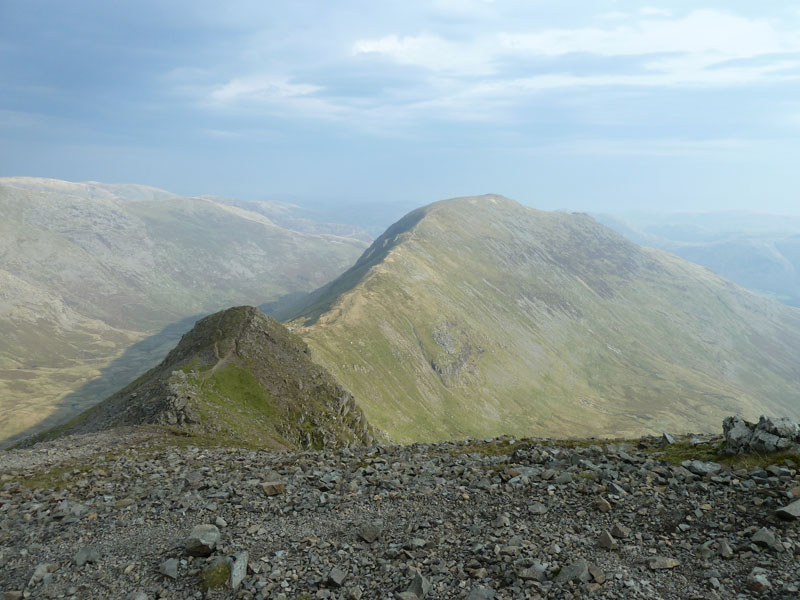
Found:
2,1 -> 799,214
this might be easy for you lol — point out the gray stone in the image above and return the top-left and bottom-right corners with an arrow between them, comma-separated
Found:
519,563 -> 547,581
775,499 -> 800,521
230,551 -> 248,590
407,570 -> 431,598
262,481 -> 286,496
185,524 -> 220,556
747,567 -> 771,593
28,563 -> 56,586
528,501 -> 548,515
160,558 -> 178,579
125,593 -> 148,600
554,559 -> 590,585
466,588 -> 495,600
588,564 -> 606,584
757,415 -> 799,439
606,482 -> 627,496
348,587 -> 363,600
74,546 -> 100,566
648,556 -> 680,570
718,538 -> 734,559
4,592 -> 23,600
358,522 -> 382,543
554,472 -> 573,484
725,415 -> 800,455
611,523 -> 630,539
597,531 -> 617,550
751,527 -> 778,550
750,430 -> 781,453
723,415 -> 753,453
661,433 -> 675,445
682,460 -> 722,476
328,567 -> 347,587
595,496 -> 612,513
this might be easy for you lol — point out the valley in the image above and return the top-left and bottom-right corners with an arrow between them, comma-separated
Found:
0,178 -> 368,445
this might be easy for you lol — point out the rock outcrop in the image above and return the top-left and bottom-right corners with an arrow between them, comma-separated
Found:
722,415 -> 800,454
26,306 -> 383,450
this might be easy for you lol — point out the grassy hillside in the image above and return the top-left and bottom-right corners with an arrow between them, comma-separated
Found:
0,178 -> 368,443
595,211 -> 800,307
289,195 -> 800,442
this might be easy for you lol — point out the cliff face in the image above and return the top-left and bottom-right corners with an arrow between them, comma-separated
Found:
34,306 -> 382,450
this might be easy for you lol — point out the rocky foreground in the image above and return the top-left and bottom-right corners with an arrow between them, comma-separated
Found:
2,428 -> 800,599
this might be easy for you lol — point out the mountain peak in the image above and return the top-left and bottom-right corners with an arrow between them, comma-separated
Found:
286,196 -> 800,442
35,306 -> 382,449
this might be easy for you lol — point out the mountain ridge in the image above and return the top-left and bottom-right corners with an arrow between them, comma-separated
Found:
30,306 -> 381,449
287,195 -> 800,442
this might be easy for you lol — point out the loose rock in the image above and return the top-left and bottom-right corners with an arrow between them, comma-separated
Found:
184,524 -> 220,556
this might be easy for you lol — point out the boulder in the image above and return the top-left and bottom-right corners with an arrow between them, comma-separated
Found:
723,415 -> 800,454
775,499 -> 800,521
184,524 -> 220,556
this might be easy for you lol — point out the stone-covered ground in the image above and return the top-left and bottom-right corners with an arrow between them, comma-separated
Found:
1,428 -> 799,599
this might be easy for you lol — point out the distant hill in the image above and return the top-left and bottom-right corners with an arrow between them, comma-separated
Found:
28,306 -> 380,449
287,195 -> 800,442
195,195 -> 373,243
0,177 -> 368,443
595,211 -> 800,307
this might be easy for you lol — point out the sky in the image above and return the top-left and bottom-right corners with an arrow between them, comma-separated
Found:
2,0 -> 800,216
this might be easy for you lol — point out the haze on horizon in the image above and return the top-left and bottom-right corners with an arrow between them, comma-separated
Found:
2,1 -> 800,215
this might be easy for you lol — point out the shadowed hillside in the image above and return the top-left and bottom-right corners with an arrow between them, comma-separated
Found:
0,177 -> 368,441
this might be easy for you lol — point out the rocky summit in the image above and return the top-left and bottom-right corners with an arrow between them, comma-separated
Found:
2,425 -> 800,599
27,306 -> 380,450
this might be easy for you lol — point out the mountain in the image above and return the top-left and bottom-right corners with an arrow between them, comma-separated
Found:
0,177 -> 369,444
200,195 -> 373,242
594,212 -> 800,307
30,306 -> 380,449
287,195 -> 800,442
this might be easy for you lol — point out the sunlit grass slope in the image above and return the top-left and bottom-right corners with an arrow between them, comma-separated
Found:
289,195 -> 800,442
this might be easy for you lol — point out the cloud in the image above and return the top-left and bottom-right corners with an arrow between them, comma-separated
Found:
353,10 -> 799,76
353,34 -> 495,75
174,7 -> 800,135
497,10 -> 793,59
640,7 -> 672,17
543,137 -> 765,158
203,76 -> 345,120
341,9 -> 800,127
210,76 -> 322,103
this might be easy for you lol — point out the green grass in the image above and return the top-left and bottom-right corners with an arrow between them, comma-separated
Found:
201,560 -> 231,591
188,363 -> 287,448
651,438 -> 800,471
16,461 -> 93,491
290,195 -> 800,443
203,364 -> 278,417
